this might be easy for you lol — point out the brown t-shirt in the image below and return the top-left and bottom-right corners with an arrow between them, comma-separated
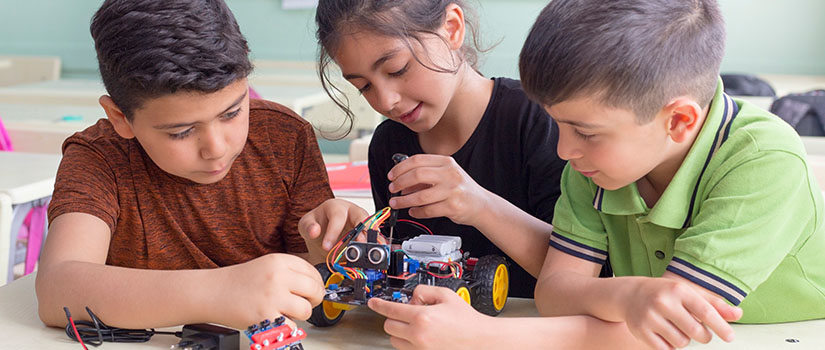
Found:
48,99 -> 333,269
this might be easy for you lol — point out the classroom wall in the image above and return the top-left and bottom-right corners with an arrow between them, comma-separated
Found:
1,0 -> 824,79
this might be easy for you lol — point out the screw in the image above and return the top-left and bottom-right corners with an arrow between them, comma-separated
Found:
786,338 -> 800,343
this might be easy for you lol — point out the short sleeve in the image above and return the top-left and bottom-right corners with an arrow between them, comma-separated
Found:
282,123 -> 334,253
667,150 -> 817,305
48,141 -> 120,232
550,165 -> 609,265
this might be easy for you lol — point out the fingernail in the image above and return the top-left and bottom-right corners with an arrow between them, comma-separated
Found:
323,241 -> 331,250
389,198 -> 396,207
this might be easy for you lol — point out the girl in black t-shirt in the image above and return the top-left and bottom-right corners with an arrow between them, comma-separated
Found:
298,1 -> 566,346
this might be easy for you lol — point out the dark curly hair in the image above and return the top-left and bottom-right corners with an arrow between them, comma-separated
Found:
91,0 -> 253,119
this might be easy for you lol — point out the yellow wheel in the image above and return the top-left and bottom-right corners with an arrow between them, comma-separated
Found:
308,264 -> 352,327
472,255 -> 510,316
492,264 -> 509,311
439,278 -> 472,305
456,285 -> 472,305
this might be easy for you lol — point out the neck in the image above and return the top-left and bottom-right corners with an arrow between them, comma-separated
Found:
418,64 -> 493,155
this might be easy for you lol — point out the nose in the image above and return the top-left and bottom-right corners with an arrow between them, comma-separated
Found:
372,84 -> 401,116
199,123 -> 227,160
556,131 -> 582,161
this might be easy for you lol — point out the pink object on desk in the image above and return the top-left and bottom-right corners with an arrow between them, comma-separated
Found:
326,161 -> 370,191
0,115 -> 12,151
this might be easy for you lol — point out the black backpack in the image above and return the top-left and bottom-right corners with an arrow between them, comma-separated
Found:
721,74 -> 776,97
770,90 -> 825,136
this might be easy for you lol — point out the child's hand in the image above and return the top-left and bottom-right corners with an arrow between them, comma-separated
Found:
622,278 -> 742,349
387,154 -> 490,225
218,253 -> 325,329
368,285 -> 491,350
298,198 -> 369,251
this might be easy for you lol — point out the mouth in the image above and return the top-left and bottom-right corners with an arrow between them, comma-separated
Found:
571,164 -> 598,178
396,103 -> 422,124
206,164 -> 228,175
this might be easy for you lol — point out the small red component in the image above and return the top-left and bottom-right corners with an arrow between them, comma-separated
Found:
249,323 -> 306,350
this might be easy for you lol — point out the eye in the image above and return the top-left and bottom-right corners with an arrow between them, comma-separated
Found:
575,130 -> 595,140
222,108 -> 241,120
169,128 -> 194,140
389,63 -> 409,77
358,83 -> 371,94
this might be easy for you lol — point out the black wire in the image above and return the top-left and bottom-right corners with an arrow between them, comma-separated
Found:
64,306 -> 181,346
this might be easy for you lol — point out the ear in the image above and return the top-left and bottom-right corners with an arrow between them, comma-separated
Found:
663,97 -> 703,143
99,95 -> 135,139
442,3 -> 466,50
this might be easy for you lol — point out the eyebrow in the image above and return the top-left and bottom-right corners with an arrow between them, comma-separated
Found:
554,118 -> 603,129
342,47 -> 403,80
154,90 -> 248,130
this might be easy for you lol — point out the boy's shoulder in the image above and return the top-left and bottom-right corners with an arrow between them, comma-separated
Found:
723,98 -> 807,159
62,118 -> 131,159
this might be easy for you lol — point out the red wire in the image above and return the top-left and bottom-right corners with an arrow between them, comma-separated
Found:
68,316 -> 89,350
398,219 -> 433,235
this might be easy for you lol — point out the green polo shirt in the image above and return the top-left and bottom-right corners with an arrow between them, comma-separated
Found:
550,80 -> 825,323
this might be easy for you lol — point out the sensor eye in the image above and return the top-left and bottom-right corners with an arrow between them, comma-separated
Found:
368,247 -> 386,264
345,246 -> 361,262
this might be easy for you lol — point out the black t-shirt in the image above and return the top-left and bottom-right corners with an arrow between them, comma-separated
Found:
368,77 -> 566,298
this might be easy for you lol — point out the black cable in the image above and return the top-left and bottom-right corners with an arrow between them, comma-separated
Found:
64,306 -> 181,346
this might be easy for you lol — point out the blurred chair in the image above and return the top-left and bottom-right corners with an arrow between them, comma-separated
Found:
0,55 -> 61,87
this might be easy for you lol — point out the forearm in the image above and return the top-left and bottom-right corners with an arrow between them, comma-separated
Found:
36,261 -> 218,329
482,315 -> 649,349
535,270 -> 640,322
472,190 -> 551,277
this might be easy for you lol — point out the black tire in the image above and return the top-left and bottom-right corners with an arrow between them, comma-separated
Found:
307,263 -> 346,327
471,255 -> 509,316
289,344 -> 304,350
437,278 -> 472,304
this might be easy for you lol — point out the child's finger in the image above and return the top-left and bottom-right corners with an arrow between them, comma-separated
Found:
656,317 -> 692,349
298,215 -> 323,240
409,285 -> 455,305
288,272 -> 325,306
389,335 -> 415,350
667,303 -> 712,344
386,154 -> 445,180
684,295 -> 735,343
382,318 -> 412,340
322,212 -> 348,250
278,294 -> 315,321
390,186 -> 446,211
368,297 -> 421,322
706,295 -> 743,322
636,328 -> 673,350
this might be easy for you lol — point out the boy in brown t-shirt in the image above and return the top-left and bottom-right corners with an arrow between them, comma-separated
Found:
35,0 -> 333,330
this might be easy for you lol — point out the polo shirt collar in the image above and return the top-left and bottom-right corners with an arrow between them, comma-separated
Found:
593,79 -> 740,228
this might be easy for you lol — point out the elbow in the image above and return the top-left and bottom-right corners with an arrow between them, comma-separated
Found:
35,270 -> 67,327
533,276 -> 556,316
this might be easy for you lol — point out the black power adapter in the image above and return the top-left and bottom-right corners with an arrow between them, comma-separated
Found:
171,324 -> 240,350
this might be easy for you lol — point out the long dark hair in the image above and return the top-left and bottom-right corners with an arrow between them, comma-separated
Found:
315,0 -> 486,136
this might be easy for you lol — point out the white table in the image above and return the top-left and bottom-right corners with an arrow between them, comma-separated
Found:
0,152 -> 61,285
1,274 -> 824,349
0,103 -> 103,154
0,79 -> 106,106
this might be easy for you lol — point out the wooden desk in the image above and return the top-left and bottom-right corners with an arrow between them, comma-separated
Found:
2,273 -> 823,349
0,152 -> 61,285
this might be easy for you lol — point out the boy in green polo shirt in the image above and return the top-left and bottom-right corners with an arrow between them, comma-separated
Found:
515,0 -> 825,348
